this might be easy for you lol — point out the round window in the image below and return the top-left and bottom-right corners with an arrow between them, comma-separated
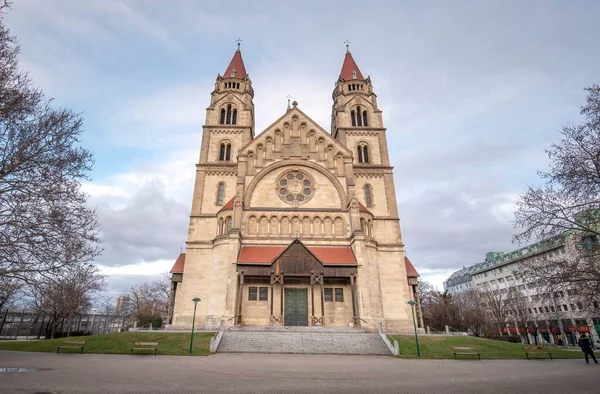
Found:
277,170 -> 315,205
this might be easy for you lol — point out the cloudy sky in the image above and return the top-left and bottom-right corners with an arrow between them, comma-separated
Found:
5,0 -> 600,293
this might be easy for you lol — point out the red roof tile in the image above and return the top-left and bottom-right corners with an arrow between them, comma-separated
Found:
218,198 -> 235,213
238,243 -> 357,265
358,202 -> 372,214
238,246 -> 286,264
339,51 -> 364,81
405,256 -> 419,277
224,49 -> 247,79
309,246 -> 357,265
170,253 -> 185,273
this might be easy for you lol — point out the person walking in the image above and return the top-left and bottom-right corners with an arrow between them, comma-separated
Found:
578,333 -> 598,365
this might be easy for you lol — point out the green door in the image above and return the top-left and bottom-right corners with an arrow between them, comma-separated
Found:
284,288 -> 309,326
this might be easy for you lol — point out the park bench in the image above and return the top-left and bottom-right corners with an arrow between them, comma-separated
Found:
523,346 -> 552,360
451,346 -> 481,360
56,340 -> 86,354
130,341 -> 159,356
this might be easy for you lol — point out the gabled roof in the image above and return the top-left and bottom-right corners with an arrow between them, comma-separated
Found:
239,105 -> 352,156
218,198 -> 235,213
224,49 -> 247,79
170,253 -> 185,273
237,240 -> 357,266
405,256 -> 419,278
339,51 -> 364,81
358,202 -> 372,214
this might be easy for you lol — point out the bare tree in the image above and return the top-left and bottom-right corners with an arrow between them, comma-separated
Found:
455,289 -> 488,337
481,285 -> 510,336
514,84 -> 600,303
0,3 -> 101,287
0,276 -> 21,310
121,277 -> 170,328
31,264 -> 105,338
505,287 -> 534,344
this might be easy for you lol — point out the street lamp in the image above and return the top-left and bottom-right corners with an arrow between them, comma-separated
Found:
407,300 -> 421,357
189,297 -> 201,355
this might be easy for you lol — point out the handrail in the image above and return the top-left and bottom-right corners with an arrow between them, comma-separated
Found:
378,322 -> 399,356
209,320 -> 226,352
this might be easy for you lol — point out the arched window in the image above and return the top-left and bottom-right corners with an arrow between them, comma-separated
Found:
351,111 -> 356,127
356,106 -> 363,126
226,105 -> 232,124
226,216 -> 232,233
357,143 -> 369,164
216,183 -> 225,205
232,109 -> 237,125
219,142 -> 231,161
220,108 -> 226,124
364,185 -> 372,208
231,69 -> 236,77
362,111 -> 368,127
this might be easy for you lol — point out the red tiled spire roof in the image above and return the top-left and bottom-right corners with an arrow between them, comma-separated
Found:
405,256 -> 419,277
224,48 -> 247,79
170,253 -> 185,273
339,51 -> 364,81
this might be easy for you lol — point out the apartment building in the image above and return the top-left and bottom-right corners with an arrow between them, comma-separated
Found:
444,236 -> 600,345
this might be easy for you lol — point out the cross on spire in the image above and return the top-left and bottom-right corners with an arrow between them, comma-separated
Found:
287,94 -> 292,109
236,38 -> 242,51
344,40 -> 351,53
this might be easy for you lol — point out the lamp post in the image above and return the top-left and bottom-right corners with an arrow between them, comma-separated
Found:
189,297 -> 201,355
407,300 -> 421,357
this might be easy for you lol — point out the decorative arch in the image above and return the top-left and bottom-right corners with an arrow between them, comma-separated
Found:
356,141 -> 370,164
220,104 -> 238,125
219,140 -> 232,161
243,160 -> 348,208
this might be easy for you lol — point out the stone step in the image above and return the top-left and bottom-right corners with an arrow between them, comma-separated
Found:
217,331 -> 391,355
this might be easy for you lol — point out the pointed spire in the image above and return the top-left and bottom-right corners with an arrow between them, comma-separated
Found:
224,40 -> 247,79
339,42 -> 364,81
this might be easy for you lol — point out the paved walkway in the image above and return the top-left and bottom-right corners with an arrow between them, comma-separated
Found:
1,350 -> 598,393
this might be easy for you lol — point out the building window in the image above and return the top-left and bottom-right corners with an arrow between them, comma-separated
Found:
364,185 -> 372,208
226,105 -> 232,124
357,143 -> 369,163
232,109 -> 237,125
219,142 -> 231,161
216,183 -> 225,205
352,71 -> 357,79
220,108 -> 226,124
324,288 -> 333,302
351,111 -> 356,126
259,287 -> 268,301
356,106 -> 363,126
563,304 -> 568,311
360,219 -> 366,232
248,287 -> 258,301
231,69 -> 236,77
335,288 -> 344,302
362,111 -> 368,127
226,216 -> 232,233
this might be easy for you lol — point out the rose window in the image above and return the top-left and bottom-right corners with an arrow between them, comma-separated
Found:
277,171 -> 314,205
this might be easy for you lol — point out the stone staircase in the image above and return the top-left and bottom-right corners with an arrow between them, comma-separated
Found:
216,326 -> 392,355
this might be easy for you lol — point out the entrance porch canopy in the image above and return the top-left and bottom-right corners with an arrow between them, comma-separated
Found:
236,239 -> 357,277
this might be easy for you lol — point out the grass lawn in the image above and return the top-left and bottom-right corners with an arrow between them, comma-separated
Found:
0,332 -> 214,356
390,334 -> 583,360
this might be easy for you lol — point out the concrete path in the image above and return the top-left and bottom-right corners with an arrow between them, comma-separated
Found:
1,350 -> 598,393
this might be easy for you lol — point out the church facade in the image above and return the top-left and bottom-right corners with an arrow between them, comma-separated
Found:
169,46 -> 421,331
